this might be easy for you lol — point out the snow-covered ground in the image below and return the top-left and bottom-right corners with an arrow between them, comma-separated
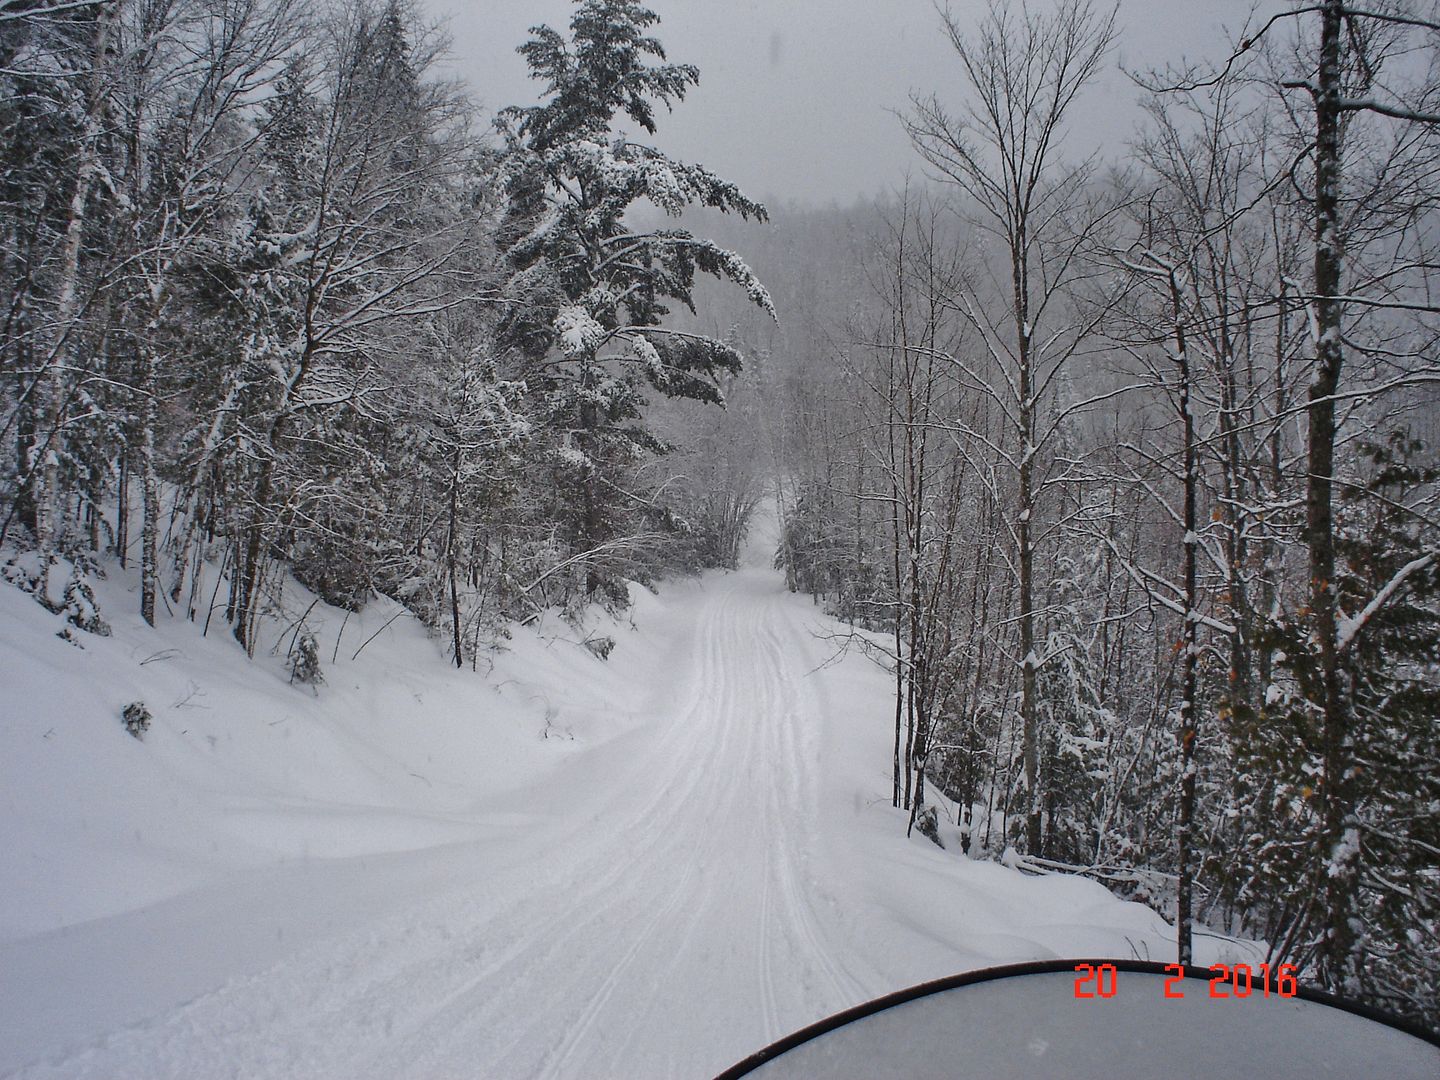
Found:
0,504 -> 1241,1078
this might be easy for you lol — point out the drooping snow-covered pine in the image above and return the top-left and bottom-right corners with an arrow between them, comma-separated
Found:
493,0 -> 774,603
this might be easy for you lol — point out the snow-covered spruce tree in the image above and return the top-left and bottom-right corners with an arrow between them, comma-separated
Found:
400,310 -> 530,668
494,0 -> 773,604
1257,432 -> 1440,1028
1328,437 -> 1440,1028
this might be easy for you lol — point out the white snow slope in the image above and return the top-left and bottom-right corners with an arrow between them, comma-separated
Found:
0,504 -> 1244,1078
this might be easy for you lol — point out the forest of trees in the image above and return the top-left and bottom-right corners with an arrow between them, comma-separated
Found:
1,0 -> 773,658
3,0 -> 1437,1032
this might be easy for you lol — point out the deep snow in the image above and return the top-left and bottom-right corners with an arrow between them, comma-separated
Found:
0,504 -> 1249,1078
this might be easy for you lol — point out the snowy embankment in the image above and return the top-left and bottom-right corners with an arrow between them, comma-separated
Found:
0,505 -> 1246,1078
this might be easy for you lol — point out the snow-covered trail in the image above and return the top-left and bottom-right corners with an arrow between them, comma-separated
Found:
329,560 -> 875,1079
4,507 -> 1199,1079
7,530 -> 875,1078
402,563 -> 872,1078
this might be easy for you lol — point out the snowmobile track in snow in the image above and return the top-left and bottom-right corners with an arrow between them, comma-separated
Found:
8,558 -> 874,1080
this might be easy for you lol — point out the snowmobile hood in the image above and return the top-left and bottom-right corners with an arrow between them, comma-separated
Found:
716,959 -> 1440,1079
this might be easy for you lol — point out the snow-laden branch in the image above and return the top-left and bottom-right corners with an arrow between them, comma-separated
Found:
1335,98 -> 1440,125
1336,552 -> 1437,652
0,0 -> 106,22
516,534 -> 670,595
1099,536 -> 1238,636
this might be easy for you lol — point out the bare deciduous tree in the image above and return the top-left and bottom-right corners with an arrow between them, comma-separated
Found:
905,0 -> 1122,856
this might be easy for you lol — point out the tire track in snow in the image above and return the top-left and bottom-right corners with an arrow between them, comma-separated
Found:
369,580 -> 738,1078
371,568 -> 863,1078
541,851 -> 704,1078
537,585 -> 752,1077
753,597 -> 869,1012
757,861 -> 781,1042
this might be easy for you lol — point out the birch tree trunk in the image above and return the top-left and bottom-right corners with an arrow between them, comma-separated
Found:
28,0 -> 119,575
139,332 -> 160,626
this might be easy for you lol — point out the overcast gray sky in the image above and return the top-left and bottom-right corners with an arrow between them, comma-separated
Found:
422,0 -> 1263,207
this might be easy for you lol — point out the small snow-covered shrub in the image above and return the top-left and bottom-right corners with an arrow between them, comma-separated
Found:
1,552 -> 43,592
583,635 -> 615,661
122,701 -> 151,740
289,631 -> 324,686
2,553 -> 110,636
60,573 -> 109,637
913,805 -> 945,849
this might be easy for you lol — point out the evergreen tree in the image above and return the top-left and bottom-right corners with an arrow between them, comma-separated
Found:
495,0 -> 773,601
1254,431 -> 1440,1024
225,9 -> 474,645
1333,435 -> 1440,1023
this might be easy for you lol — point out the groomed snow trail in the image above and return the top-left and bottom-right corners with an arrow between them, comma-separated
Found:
9,532 -> 876,1079
7,506 -> 1199,1079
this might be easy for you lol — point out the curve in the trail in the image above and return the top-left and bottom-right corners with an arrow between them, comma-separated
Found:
9,539 -> 875,1080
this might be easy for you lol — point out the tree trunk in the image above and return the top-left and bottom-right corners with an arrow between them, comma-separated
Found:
1170,270 -> 1199,966
448,446 -> 464,668
888,336 -> 906,809
1015,239 -> 1041,857
139,338 -> 160,626
234,452 -> 276,653
28,1 -> 120,571
116,449 -> 129,568
1309,0 -> 1358,993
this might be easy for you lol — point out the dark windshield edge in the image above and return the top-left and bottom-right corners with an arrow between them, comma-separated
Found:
712,957 -> 1440,1079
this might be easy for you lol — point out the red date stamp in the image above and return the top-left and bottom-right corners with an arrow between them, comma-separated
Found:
1073,962 -> 1299,1000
